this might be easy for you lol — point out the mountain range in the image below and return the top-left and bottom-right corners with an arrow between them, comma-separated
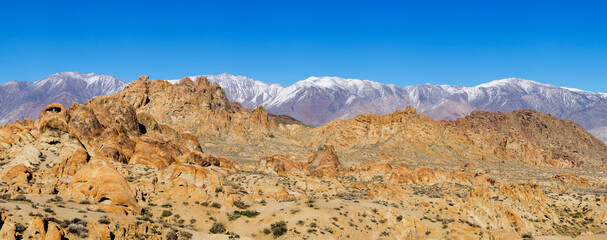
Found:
172,73 -> 607,142
1,74 -> 607,239
0,72 -> 127,125
2,72 -> 607,142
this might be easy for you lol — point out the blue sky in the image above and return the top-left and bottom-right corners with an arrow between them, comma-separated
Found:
1,0 -> 607,91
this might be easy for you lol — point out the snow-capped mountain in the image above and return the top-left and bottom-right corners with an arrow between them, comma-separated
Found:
169,73 -> 284,110
170,74 -> 607,143
3,72 -> 607,143
0,72 -> 127,125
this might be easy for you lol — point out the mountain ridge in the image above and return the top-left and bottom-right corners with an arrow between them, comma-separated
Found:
1,75 -> 607,239
3,72 -> 607,143
168,74 -> 607,143
0,72 -> 127,125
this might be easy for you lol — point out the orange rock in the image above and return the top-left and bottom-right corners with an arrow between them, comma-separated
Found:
452,110 -> 607,168
61,158 -> 141,215
66,103 -> 105,150
22,217 -> 47,239
51,148 -> 90,177
249,185 -> 292,201
154,163 -> 229,203
0,218 -> 16,240
550,174 -> 590,188
218,156 -> 237,171
2,164 -> 31,186
367,183 -> 408,201
250,105 -> 276,129
179,133 -> 204,153
130,132 -> 186,169
308,145 -> 341,177
34,103 -> 70,141
488,230 -> 522,240
135,112 -> 160,133
176,151 -> 219,167
361,161 -> 393,173
86,96 -> 140,138
259,154 -> 309,176
96,124 -> 136,163
45,222 -> 63,240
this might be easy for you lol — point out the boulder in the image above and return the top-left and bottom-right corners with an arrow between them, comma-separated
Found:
258,154 -> 309,176
2,164 -> 31,186
154,163 -> 229,203
176,151 -> 219,167
51,148 -> 90,177
130,132 -> 186,168
34,103 -> 69,143
308,145 -> 341,177
60,158 -> 141,215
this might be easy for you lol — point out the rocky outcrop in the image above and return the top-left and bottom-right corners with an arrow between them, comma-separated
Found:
452,110 -> 607,168
308,145 -> 341,177
33,103 -> 69,143
250,105 -> 276,129
2,164 -> 31,188
51,147 -> 90,177
551,174 -> 591,188
303,106 -> 607,168
154,163 -> 231,203
130,132 -> 186,169
1,75 -> 607,239
60,159 -> 142,215
176,151 -> 220,167
258,154 -> 309,176
67,101 -> 137,163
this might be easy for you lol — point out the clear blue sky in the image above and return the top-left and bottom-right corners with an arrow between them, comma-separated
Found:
1,0 -> 607,91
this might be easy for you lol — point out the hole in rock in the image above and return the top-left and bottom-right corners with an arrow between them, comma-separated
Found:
138,124 -> 147,134
45,107 -> 62,113
98,197 -> 112,205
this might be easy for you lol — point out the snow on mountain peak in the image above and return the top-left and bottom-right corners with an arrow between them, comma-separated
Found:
293,76 -> 402,98
161,73 -> 607,129
298,76 -> 370,89
0,72 -> 128,125
1,80 -> 19,86
34,72 -> 124,88
167,73 -> 285,108
475,78 -> 544,89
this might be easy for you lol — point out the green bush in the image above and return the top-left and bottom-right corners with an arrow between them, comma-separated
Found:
166,230 -> 178,240
67,223 -> 89,238
210,222 -> 226,234
14,223 -> 26,233
181,231 -> 193,239
227,213 -> 241,221
11,194 -> 28,202
233,200 -> 249,209
162,210 -> 173,217
271,221 -> 287,237
234,210 -> 260,218
98,216 -> 111,224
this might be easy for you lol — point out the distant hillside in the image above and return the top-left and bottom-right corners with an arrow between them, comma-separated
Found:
0,72 -> 127,125
172,74 -> 607,143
